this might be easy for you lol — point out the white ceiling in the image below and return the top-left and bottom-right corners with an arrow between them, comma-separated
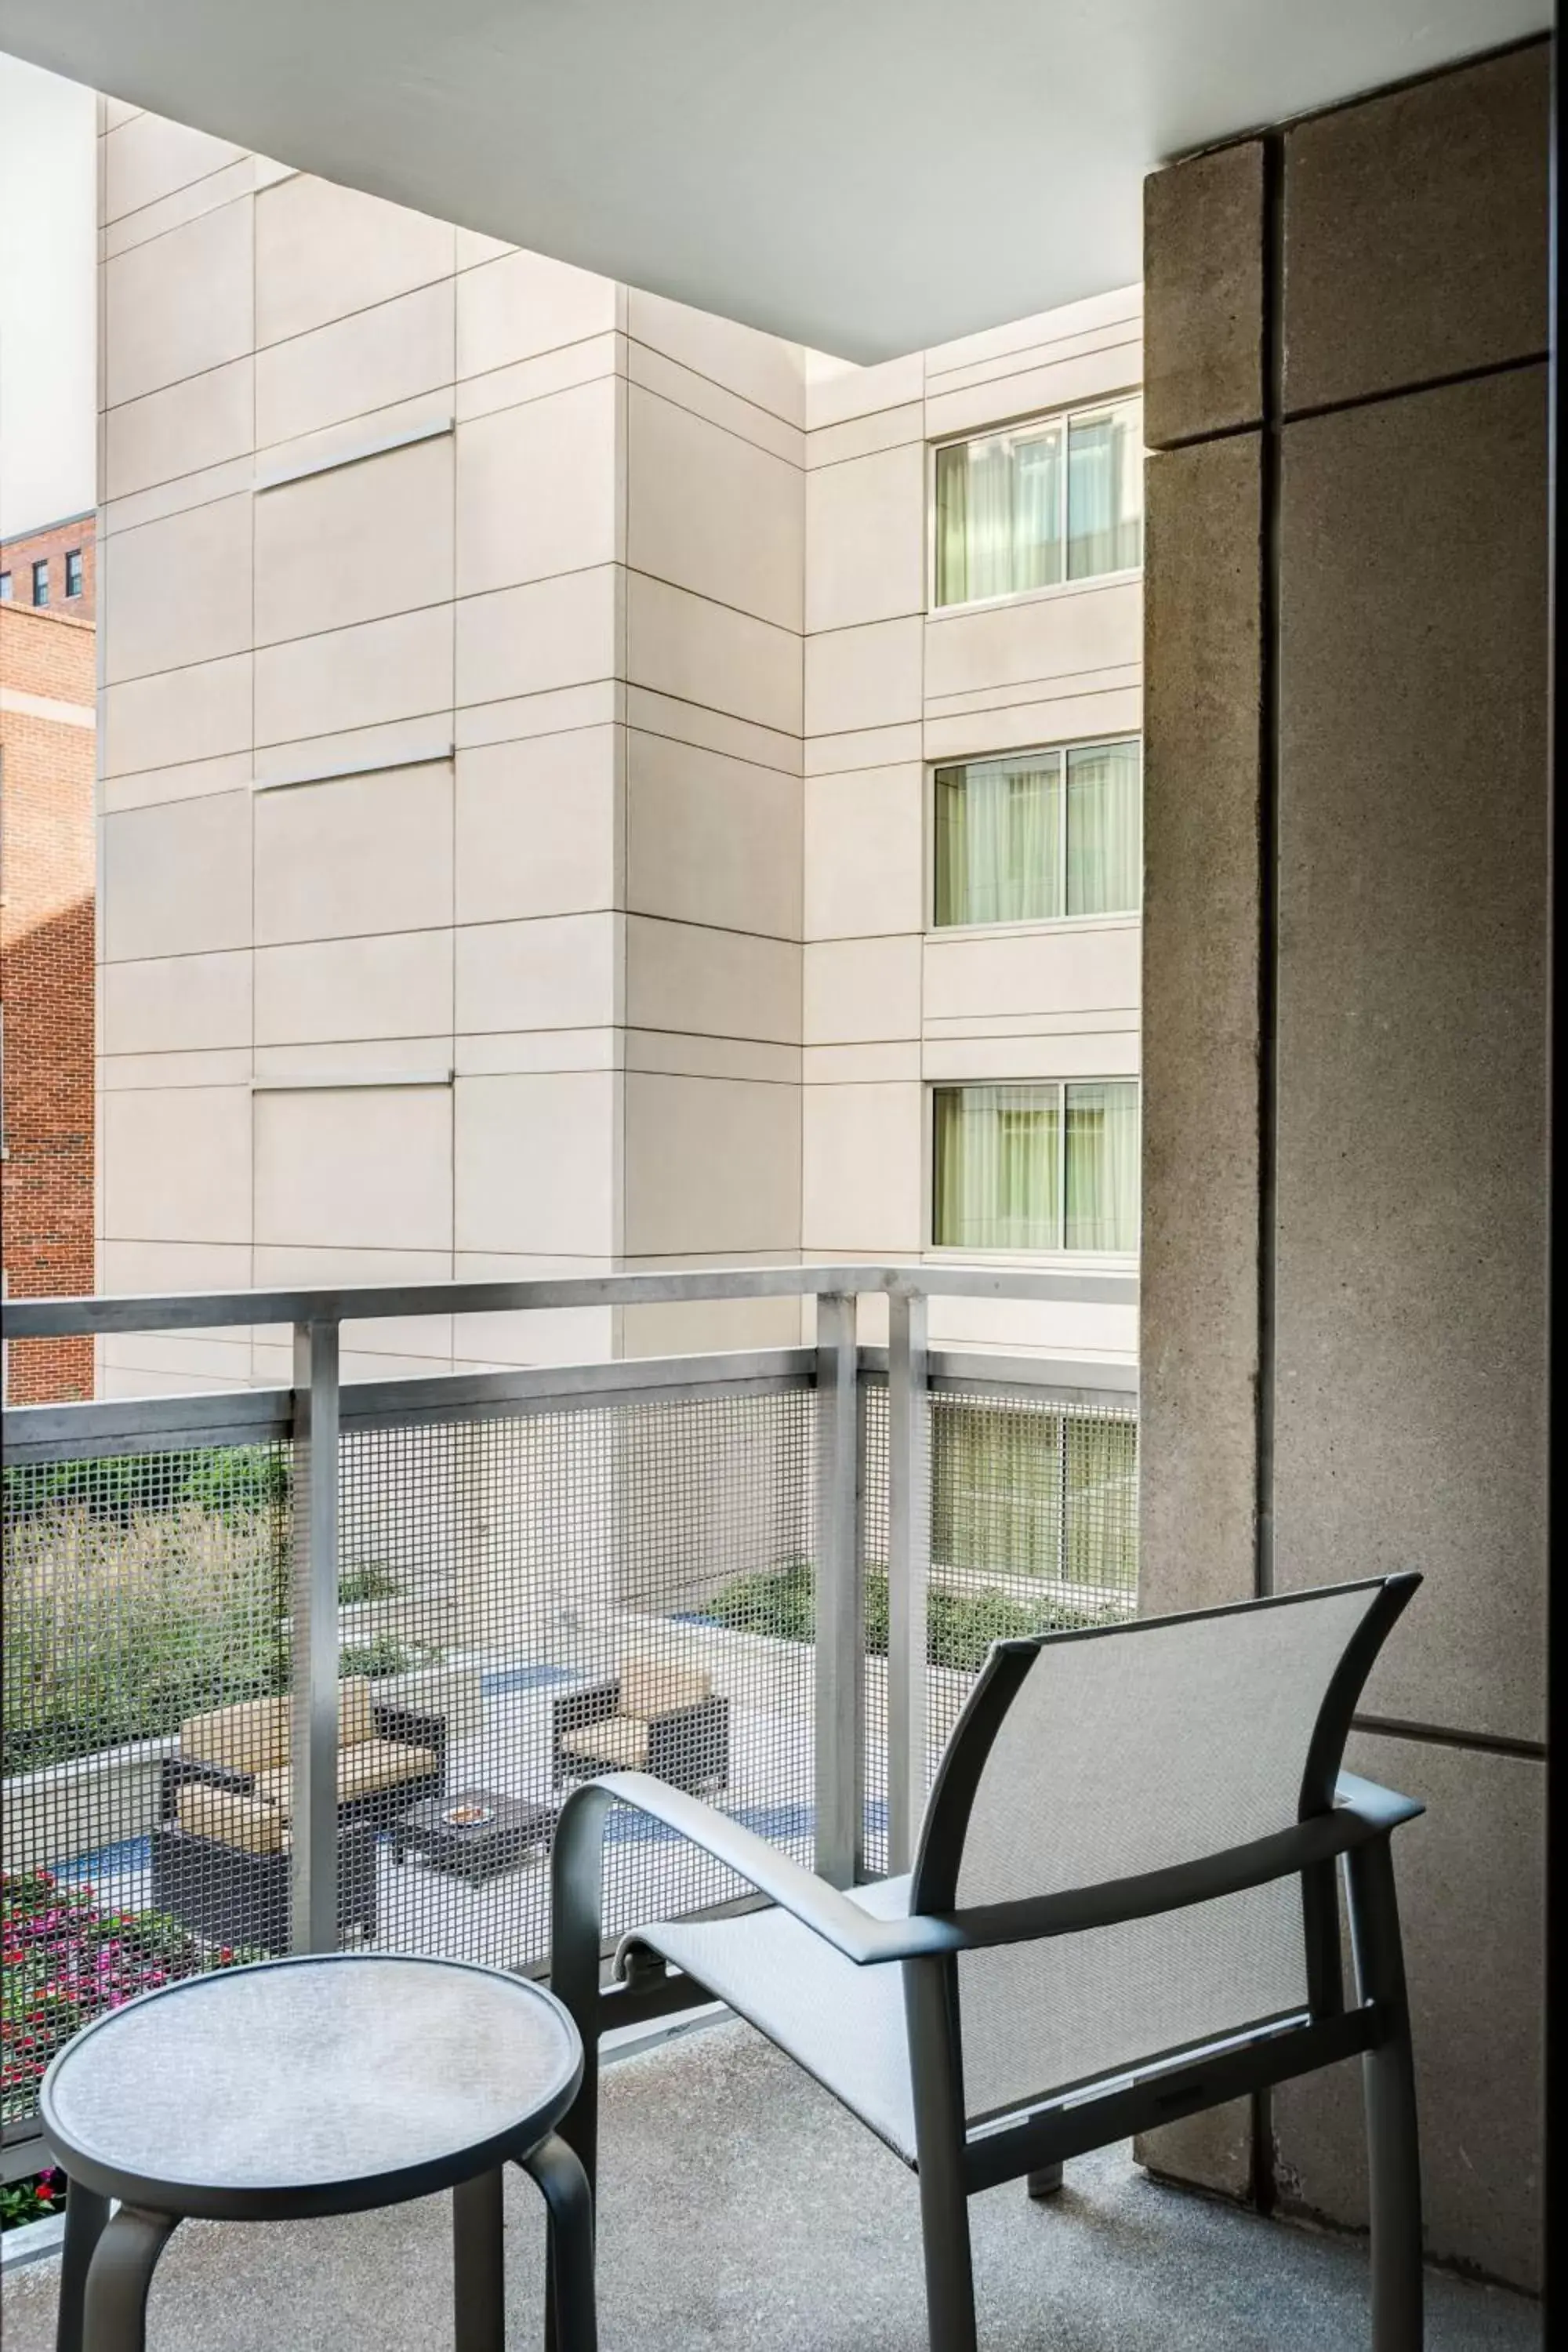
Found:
0,0 -> 1549,360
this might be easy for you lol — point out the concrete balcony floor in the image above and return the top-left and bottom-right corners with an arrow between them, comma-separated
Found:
3,2016 -> 1538,2351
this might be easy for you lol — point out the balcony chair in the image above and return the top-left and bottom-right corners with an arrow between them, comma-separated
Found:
551,1573 -> 1425,2352
149,1678 -> 445,1951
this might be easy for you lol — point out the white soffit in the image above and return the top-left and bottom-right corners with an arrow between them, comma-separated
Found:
0,0 -> 1549,361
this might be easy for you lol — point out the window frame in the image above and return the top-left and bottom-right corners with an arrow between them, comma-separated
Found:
926,391 -> 1145,617
64,548 -> 84,599
31,559 -> 49,608
0,572 -> 12,601
926,1077 -> 1142,1263
926,734 -> 1143,936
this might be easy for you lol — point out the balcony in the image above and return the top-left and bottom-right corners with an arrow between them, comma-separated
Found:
0,1265 -> 1540,2346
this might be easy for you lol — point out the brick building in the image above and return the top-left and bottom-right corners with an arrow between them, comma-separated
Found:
0,511 -> 96,620
0,511 -> 96,1400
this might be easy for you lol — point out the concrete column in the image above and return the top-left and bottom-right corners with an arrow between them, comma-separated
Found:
1139,38 -> 1548,2292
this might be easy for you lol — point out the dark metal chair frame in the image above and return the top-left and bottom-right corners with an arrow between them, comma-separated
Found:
550,1573 -> 1425,2352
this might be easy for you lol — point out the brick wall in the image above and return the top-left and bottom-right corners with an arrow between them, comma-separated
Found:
0,513 -> 96,622
1,576 -> 96,1402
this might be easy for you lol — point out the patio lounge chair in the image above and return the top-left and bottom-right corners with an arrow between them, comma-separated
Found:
551,1573 -> 1425,2351
147,1678 -> 446,1951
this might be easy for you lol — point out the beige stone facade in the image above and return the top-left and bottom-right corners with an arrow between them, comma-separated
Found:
94,101 -> 1141,1393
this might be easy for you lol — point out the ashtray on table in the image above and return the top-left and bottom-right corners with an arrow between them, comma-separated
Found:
441,1803 -> 495,1829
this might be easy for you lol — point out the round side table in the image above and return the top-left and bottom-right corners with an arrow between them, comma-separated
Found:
40,1953 -> 595,2352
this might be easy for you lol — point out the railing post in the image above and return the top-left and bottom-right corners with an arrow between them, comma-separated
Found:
813,1291 -> 862,1887
887,1288 -> 929,1875
291,1318 -> 340,1952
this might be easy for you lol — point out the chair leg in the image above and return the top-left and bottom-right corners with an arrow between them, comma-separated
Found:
906,1959 -> 978,2352
524,2133 -> 597,2352
1346,1838 -> 1423,2352
55,2183 -> 111,2352
81,2205 -> 180,2352
916,2143 -> 978,2352
1025,2162 -> 1064,2201
452,2168 -> 505,2352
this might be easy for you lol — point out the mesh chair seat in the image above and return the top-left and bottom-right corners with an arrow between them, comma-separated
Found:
637,1876 -> 920,2160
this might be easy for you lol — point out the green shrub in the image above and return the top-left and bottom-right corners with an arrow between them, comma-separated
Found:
702,1559 -> 1118,1673
337,1563 -> 401,1606
2,1501 -> 288,1776
701,1559 -> 815,1645
338,1636 -> 433,1679
4,1446 -> 288,1528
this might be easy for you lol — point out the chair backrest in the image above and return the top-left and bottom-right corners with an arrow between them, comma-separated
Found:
910,1574 -> 1416,2129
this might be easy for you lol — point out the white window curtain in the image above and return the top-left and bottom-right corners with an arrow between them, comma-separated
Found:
935,755 -> 1061,926
935,740 -> 1141,927
936,400 -> 1142,608
935,433 -> 1015,604
934,1086 -> 1062,1250
935,1081 -> 1139,1253
1067,402 -> 1144,579
1011,426 -> 1063,593
1066,740 -> 1142,916
1064,1082 -> 1140,1251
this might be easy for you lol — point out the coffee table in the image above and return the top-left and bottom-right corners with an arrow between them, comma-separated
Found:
393,1788 -> 557,1885
42,1952 -> 595,2352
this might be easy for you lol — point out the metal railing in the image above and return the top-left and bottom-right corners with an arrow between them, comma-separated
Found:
1,1265 -> 1137,2169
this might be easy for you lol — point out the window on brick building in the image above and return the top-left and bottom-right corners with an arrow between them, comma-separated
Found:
31,560 -> 49,607
65,549 -> 84,598
0,572 -> 12,601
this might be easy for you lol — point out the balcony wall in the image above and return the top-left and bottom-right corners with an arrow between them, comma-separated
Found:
1138,37 -> 1548,2291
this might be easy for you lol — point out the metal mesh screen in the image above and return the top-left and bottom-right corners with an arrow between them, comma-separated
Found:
2,1446 -> 292,2129
928,1389 -> 1138,1760
859,1381 -> 1139,1873
2,1362 -> 1139,2133
859,1381 -> 891,1876
341,1388 -> 817,1973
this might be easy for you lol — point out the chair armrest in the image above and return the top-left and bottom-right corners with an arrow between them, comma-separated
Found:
554,1769 -> 1428,1975
557,1771 -> 915,1965
931,1777 -> 1427,1953
1333,1771 -> 1424,1833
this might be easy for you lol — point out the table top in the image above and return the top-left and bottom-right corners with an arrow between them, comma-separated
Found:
401,1788 -> 557,1833
40,1953 -> 582,2220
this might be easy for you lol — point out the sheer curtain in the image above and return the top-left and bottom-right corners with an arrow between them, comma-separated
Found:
936,754 -> 1061,926
1067,400 -> 1144,579
936,434 -> 1014,604
1066,740 -> 1142,915
1011,424 -> 1062,591
935,1086 -> 1061,1248
1063,1081 -> 1140,1250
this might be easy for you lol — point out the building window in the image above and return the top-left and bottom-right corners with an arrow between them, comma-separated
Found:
0,572 -> 11,601
64,549 -> 83,598
934,739 -> 1141,927
933,1081 -> 1139,1254
933,397 -> 1143,608
31,560 -> 49,607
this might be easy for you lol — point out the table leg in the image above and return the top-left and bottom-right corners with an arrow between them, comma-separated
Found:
82,2205 -> 179,2352
452,2167 -> 504,2352
54,2182 -> 111,2352
524,2133 -> 596,2352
